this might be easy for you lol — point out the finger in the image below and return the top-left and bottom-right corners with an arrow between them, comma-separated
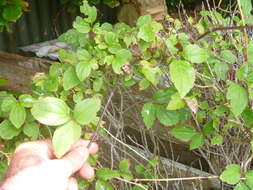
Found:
14,139 -> 54,159
67,177 -> 78,190
79,162 -> 95,179
70,140 -> 99,154
61,146 -> 90,175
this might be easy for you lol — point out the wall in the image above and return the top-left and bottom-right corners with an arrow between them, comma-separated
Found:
0,0 -> 117,53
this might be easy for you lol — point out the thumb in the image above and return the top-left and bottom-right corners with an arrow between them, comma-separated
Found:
61,146 -> 90,175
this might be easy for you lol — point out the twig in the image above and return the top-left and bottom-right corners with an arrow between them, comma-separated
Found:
115,177 -> 147,190
237,0 -> 249,61
87,80 -> 119,149
243,153 -> 253,173
132,175 -> 219,182
0,150 -> 11,165
197,25 -> 253,41
101,126 -> 151,163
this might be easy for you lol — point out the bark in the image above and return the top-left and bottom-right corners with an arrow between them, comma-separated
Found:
117,0 -> 167,26
0,51 -> 51,93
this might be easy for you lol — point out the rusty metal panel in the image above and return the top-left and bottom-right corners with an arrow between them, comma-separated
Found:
0,0 -> 80,53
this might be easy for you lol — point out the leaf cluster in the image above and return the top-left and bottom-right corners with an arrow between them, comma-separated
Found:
0,0 -> 28,32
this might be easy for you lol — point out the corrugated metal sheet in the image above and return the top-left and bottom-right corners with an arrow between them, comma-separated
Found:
0,0 -> 117,53
0,0 -> 80,53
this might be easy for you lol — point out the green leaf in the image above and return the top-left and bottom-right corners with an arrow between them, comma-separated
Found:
170,60 -> 195,98
211,134 -> 223,145
245,170 -> 253,188
139,79 -> 150,90
80,1 -> 97,23
10,104 -> 26,128
74,98 -> 101,125
93,78 -> 104,92
1,96 -> 17,112
0,160 -> 7,181
220,164 -> 241,185
0,0 -> 6,6
220,50 -> 237,64
43,77 -> 59,92
53,121 -> 81,158
148,158 -> 159,167
49,64 -> 59,77
19,94 -> 34,108
96,168 -> 120,180
226,83 -> 248,117
122,78 -> 136,87
251,140 -> 253,152
73,92 -> 84,104
2,5 -> 22,21
234,181 -> 250,190
178,107 -> 191,123
213,105 -> 228,116
248,41 -> 253,65
23,122 -> 39,140
169,126 -> 197,142
240,0 -> 253,25
119,159 -> 130,171
100,23 -> 113,31
73,16 -> 90,33
156,106 -> 179,126
137,15 -> 152,27
152,21 -> 163,32
76,49 -> 90,61
0,120 -> 20,140
141,64 -> 161,86
63,66 -> 80,90
104,32 -> 117,45
190,134 -> 204,150
95,180 -> 113,190
165,38 -> 178,55
247,68 -> 253,83
138,24 -> 155,42
214,62 -> 228,81
141,102 -> 156,129
167,92 -> 185,110
121,172 -> 133,180
132,186 -> 147,190
152,88 -> 176,104
108,44 -> 122,54
203,120 -> 215,136
135,165 -> 145,174
183,44 -> 209,63
111,49 -> 132,74
117,49 -> 132,60
111,56 -> 124,74
76,62 -> 91,82
242,108 -> 253,126
31,97 -> 70,126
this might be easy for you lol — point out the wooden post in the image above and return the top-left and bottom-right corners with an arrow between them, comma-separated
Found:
117,0 -> 167,26
0,51 -> 51,93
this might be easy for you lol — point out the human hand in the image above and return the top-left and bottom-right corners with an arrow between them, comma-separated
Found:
1,139 -> 98,190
